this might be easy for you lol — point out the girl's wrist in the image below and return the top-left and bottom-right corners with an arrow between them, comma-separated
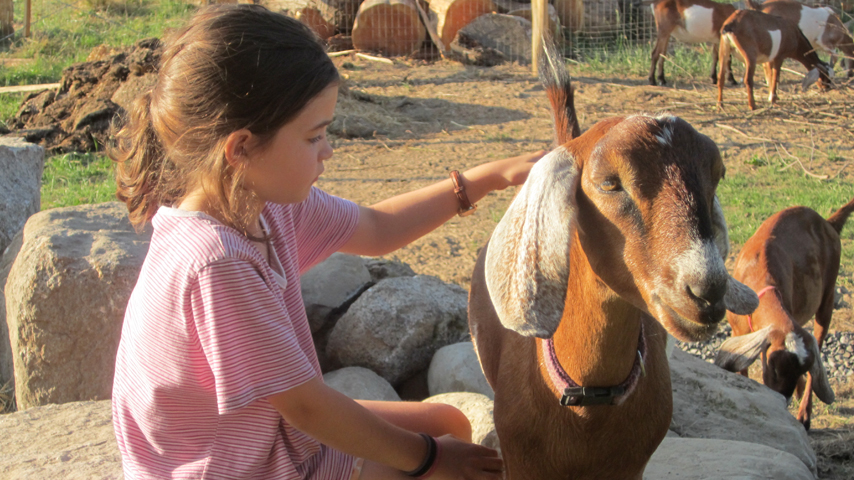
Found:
402,433 -> 439,478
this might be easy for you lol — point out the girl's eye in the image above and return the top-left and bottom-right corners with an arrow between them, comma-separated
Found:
601,178 -> 621,192
309,134 -> 324,144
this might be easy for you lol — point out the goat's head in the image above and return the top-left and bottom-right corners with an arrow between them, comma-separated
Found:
802,61 -> 834,91
715,324 -> 835,404
484,113 -> 759,341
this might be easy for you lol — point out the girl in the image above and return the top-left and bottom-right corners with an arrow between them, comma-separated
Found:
111,4 -> 544,480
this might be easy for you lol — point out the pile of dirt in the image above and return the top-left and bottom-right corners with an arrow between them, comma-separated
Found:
4,38 -> 161,154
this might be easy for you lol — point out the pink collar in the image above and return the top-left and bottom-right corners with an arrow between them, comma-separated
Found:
746,286 -> 776,332
541,321 -> 646,407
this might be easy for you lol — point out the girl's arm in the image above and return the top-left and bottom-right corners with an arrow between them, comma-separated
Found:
267,377 -> 503,479
339,151 -> 546,257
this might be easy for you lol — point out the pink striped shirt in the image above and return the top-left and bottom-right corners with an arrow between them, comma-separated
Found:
112,188 -> 359,479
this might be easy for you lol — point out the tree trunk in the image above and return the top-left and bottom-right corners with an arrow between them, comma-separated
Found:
318,0 -> 363,34
426,0 -> 497,52
352,0 -> 427,56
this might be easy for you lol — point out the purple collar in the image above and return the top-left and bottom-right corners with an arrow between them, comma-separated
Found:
541,321 -> 646,406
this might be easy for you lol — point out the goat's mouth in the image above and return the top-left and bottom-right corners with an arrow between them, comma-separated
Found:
649,296 -> 721,342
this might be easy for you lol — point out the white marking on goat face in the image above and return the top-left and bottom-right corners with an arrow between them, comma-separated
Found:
673,6 -> 717,44
785,332 -> 809,365
672,239 -> 728,290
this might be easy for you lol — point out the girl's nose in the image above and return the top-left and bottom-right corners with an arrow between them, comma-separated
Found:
320,138 -> 333,161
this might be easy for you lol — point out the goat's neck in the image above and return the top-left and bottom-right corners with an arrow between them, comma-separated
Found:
540,254 -> 644,389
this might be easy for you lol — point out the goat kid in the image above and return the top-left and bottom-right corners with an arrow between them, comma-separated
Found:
717,9 -> 832,110
649,0 -> 737,86
468,39 -> 759,480
749,0 -> 854,78
715,197 -> 854,430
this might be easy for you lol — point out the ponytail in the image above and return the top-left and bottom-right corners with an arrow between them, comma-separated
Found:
111,90 -> 173,230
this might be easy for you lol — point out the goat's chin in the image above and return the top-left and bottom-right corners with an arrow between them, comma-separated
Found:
651,301 -> 720,342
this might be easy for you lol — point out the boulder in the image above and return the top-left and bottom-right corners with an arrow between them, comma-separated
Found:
0,229 -> 23,399
423,392 -> 499,450
0,137 -> 44,257
645,437 -> 815,480
5,202 -> 151,409
363,257 -> 416,282
301,252 -> 372,333
428,341 -> 493,399
669,348 -> 816,476
326,275 -> 469,385
324,366 -> 401,401
0,400 -> 122,480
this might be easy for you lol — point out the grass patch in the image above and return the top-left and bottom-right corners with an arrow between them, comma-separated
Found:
719,164 -> 854,284
41,152 -> 116,209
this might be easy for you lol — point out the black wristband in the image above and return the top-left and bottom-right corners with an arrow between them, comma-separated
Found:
404,433 -> 437,477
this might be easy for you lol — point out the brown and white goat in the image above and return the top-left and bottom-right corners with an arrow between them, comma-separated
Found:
649,0 -> 738,86
717,9 -> 832,110
750,0 -> 854,78
715,197 -> 854,430
468,40 -> 759,480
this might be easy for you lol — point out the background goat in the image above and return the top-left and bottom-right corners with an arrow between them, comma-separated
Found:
468,39 -> 759,479
715,197 -> 854,430
749,0 -> 854,78
649,0 -> 738,86
717,9 -> 832,110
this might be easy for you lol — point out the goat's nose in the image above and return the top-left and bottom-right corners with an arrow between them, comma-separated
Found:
686,281 -> 727,321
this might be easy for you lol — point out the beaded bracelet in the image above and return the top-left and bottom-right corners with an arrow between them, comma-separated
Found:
403,433 -> 438,478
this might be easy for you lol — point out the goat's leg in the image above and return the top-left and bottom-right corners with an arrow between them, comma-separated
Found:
796,374 -> 813,431
649,33 -> 672,85
711,42 -> 739,86
725,49 -> 737,85
768,63 -> 780,105
717,41 -> 733,108
744,61 -> 757,110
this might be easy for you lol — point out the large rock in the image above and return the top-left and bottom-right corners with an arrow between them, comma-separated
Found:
324,366 -> 401,401
326,275 -> 469,385
669,348 -> 816,475
0,400 -> 122,480
428,341 -> 493,399
645,438 -> 814,480
423,392 -> 499,450
0,137 -> 44,257
301,252 -> 372,333
5,202 -> 151,409
0,229 -> 23,400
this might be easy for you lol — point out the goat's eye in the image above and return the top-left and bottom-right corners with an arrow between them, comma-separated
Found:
600,178 -> 621,192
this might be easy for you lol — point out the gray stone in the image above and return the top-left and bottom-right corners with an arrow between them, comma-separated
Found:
645,438 -> 814,480
456,14 -> 532,64
326,275 -> 469,385
0,137 -> 44,257
363,257 -> 416,283
5,202 -> 151,409
424,392 -> 499,451
0,400 -> 122,480
301,253 -> 371,332
428,341 -> 493,399
324,366 -> 400,401
669,348 -> 816,476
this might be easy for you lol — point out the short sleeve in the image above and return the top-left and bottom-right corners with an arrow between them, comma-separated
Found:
292,187 -> 359,273
191,258 -> 317,414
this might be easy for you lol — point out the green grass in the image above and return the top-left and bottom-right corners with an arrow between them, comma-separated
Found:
41,152 -> 116,209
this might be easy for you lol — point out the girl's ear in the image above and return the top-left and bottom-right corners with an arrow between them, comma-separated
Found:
224,129 -> 256,169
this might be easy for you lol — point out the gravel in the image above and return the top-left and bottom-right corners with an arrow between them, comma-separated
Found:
675,325 -> 854,380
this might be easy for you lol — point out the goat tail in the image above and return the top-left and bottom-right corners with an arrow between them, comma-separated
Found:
745,0 -> 763,11
538,35 -> 580,145
826,196 -> 854,234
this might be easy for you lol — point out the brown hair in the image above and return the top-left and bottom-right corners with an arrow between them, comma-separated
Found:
112,4 -> 339,233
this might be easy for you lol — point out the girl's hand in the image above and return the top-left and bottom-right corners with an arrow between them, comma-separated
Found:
431,434 -> 504,480
486,150 -> 548,191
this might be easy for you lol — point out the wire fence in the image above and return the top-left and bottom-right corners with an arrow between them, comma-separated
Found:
4,0 -> 854,65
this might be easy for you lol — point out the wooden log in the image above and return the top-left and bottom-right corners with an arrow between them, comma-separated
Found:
426,0 -> 498,52
351,0 -> 427,56
456,13 -> 531,64
296,7 -> 336,39
318,0 -> 364,34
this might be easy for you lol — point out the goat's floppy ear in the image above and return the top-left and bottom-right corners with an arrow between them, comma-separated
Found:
804,333 -> 835,404
710,195 -> 760,315
714,325 -> 772,372
802,68 -> 821,91
485,147 -> 577,338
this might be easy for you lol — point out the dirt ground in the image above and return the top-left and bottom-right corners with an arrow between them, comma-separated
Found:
321,55 -> 854,479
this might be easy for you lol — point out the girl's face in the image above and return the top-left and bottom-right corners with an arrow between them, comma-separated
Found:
242,84 -> 338,205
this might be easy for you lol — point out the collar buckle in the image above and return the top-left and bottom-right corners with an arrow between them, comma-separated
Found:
560,386 -> 627,406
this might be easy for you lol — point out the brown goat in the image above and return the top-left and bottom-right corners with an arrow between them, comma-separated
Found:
715,197 -> 854,430
750,0 -> 854,78
717,9 -> 832,110
649,0 -> 738,86
468,40 -> 759,480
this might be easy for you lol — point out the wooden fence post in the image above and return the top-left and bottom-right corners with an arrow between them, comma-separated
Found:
531,0 -> 547,74
0,0 -> 13,39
